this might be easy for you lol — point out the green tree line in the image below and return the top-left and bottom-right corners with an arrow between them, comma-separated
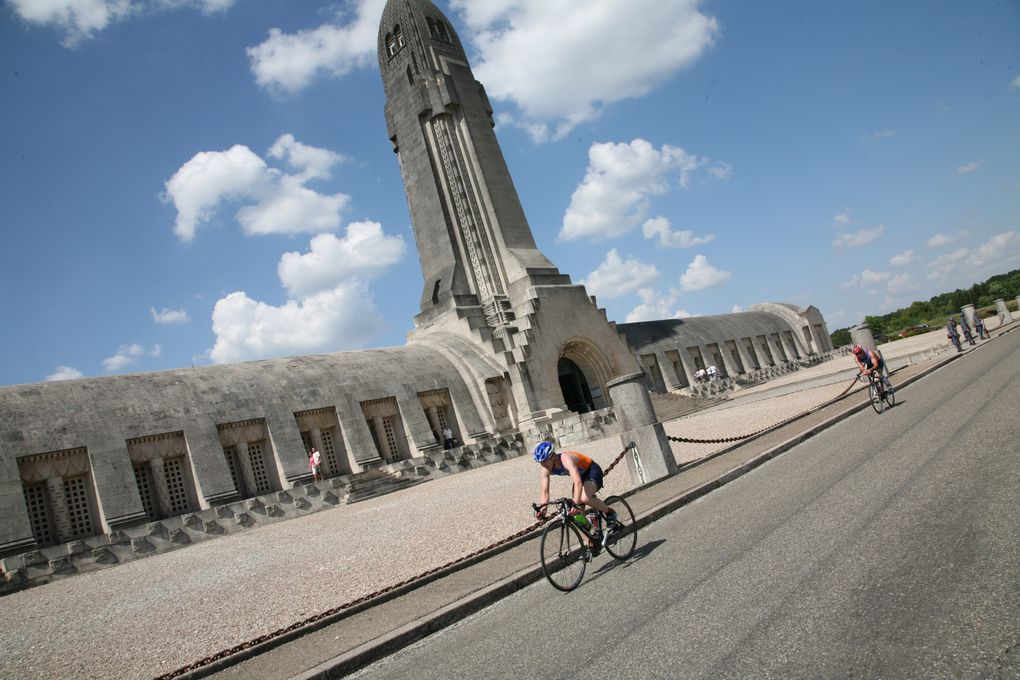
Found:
830,267 -> 1020,346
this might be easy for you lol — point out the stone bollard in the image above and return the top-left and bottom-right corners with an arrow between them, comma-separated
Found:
850,324 -> 878,354
607,372 -> 678,486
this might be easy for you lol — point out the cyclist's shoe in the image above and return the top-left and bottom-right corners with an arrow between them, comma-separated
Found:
604,510 -> 620,530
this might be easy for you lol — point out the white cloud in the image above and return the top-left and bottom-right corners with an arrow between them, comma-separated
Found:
889,250 -> 918,267
209,282 -> 386,364
102,343 -> 145,372
861,130 -> 896,142
7,0 -> 134,46
679,254 -> 730,292
8,0 -> 234,47
452,0 -> 719,141
580,249 -> 660,300
887,273 -> 916,295
625,288 -> 691,323
641,216 -> 714,249
46,365 -> 84,381
833,208 -> 852,227
246,0 -> 386,94
927,248 -> 970,280
965,231 -> 1020,268
561,139 -> 727,241
841,269 -> 891,290
163,135 -> 350,242
925,231 -> 1020,281
277,221 -> 406,298
150,307 -> 190,324
832,225 -> 885,249
926,230 -> 969,248
1011,76 -> 1020,90
149,344 -> 162,357
731,304 -> 744,314
956,161 -> 980,175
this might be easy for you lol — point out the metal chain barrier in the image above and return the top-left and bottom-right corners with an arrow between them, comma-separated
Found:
156,444 -> 632,680
667,374 -> 863,445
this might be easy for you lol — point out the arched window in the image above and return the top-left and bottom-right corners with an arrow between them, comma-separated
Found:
386,25 -> 404,58
436,21 -> 451,42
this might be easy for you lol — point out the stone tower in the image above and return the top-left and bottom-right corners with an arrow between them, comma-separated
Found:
377,0 -> 643,430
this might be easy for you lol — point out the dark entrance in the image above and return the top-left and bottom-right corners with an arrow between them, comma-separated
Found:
558,357 -> 595,413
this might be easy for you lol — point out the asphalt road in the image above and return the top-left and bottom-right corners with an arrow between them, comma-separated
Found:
347,331 -> 1020,679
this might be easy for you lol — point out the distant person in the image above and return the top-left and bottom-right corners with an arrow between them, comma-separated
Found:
308,447 -> 322,482
959,317 -> 976,346
946,318 -> 961,352
442,426 -> 455,450
706,365 -> 718,381
974,314 -> 988,340
695,368 -> 707,383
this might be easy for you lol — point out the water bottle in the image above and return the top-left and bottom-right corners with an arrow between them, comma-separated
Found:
573,511 -> 590,529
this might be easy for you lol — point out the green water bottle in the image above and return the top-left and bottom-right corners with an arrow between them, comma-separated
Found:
573,510 -> 590,529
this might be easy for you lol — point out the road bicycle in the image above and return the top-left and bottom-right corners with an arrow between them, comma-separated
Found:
859,370 -> 895,413
532,496 -> 636,592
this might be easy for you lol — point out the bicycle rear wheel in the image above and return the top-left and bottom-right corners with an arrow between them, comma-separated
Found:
539,518 -> 588,592
869,382 -> 884,413
603,495 -> 637,560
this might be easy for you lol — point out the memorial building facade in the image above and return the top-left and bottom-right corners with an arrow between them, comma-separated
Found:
0,0 -> 831,563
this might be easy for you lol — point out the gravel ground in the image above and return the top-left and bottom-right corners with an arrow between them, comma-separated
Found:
0,333 -> 952,679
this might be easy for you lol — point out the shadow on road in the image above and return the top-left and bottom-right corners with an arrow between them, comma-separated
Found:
586,539 -> 666,583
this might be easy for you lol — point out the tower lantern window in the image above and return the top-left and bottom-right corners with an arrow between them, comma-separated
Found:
386,25 -> 405,58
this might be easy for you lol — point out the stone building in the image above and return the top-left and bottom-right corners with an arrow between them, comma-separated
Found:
0,0 -> 831,563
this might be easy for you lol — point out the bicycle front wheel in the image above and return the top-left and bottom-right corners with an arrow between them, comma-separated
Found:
539,518 -> 588,592
603,495 -> 637,560
869,382 -> 884,413
883,382 -> 895,408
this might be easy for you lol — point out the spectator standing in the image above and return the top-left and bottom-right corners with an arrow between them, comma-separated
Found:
442,426 -> 455,450
947,317 -> 962,352
974,314 -> 988,340
308,447 -> 322,482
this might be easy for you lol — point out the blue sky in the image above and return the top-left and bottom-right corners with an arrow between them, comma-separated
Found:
1,0 -> 1018,386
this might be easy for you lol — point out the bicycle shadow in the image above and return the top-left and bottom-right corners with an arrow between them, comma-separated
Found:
587,539 -> 666,580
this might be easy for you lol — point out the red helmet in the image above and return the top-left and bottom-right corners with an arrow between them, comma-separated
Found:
852,344 -> 864,356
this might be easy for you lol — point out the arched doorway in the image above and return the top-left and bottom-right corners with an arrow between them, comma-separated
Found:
558,357 -> 594,413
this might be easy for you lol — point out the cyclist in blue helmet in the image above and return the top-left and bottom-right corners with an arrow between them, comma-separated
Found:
533,439 -> 617,529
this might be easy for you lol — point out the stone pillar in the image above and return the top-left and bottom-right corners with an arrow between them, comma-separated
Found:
658,351 -> 683,391
850,325 -> 878,354
676,347 -> 699,386
607,373 -> 678,485
148,457 -> 173,518
735,340 -> 754,375
1015,296 -> 1020,321
46,476 -> 73,543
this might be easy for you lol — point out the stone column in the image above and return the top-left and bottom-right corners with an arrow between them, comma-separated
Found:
676,347 -> 699,387
766,334 -> 787,364
234,442 -> 258,497
1015,296 -> 1020,321
148,457 -> 173,518
46,476 -> 73,543
734,340 -> 754,375
607,373 -> 678,485
850,325 -> 878,354
658,351 -> 683,391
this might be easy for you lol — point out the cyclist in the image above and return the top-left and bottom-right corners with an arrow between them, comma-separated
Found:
533,441 -> 618,530
851,344 -> 888,384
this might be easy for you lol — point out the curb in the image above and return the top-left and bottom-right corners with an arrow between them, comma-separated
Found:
286,347 -> 969,679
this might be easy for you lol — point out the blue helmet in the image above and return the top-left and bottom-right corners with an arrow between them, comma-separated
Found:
533,441 -> 554,463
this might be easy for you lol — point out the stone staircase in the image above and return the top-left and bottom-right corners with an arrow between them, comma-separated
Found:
344,468 -> 427,504
648,391 -> 719,423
